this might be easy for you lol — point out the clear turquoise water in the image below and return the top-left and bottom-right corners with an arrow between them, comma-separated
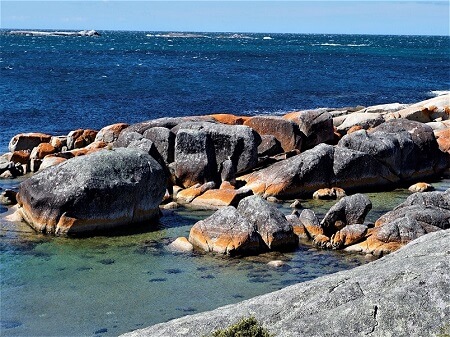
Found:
2,175 -> 450,336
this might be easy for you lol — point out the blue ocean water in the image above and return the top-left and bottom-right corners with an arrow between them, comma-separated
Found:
1,31 -> 450,336
1,31 -> 449,152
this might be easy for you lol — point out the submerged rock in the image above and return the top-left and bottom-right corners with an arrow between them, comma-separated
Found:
16,148 -> 166,235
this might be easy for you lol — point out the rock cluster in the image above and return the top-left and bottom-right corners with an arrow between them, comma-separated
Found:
2,94 -> 450,238
188,195 -> 298,255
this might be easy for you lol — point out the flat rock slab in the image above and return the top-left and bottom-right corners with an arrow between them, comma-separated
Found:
121,229 -> 450,337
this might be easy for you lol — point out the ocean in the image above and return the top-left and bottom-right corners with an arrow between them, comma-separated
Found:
1,31 -> 449,152
1,31 -> 450,336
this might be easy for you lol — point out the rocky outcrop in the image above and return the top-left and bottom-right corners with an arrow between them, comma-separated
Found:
9,132 -> 52,152
346,189 -> 450,256
121,229 -> 450,337
242,119 -> 446,199
16,148 -> 166,235
387,93 -> 450,122
189,195 -> 297,254
66,129 -> 98,150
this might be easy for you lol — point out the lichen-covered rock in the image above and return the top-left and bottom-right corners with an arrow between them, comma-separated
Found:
9,132 -> 52,152
283,109 -> 334,150
16,148 -> 166,235
313,187 -> 346,200
11,150 -> 31,165
330,224 -> 368,249
408,182 -> 434,193
237,195 -> 297,250
243,116 -> 303,152
210,114 -> 248,125
297,209 -> 323,238
176,182 -> 215,204
347,189 -> 450,256
190,187 -> 253,209
243,144 -> 335,198
30,143 -> 56,160
387,93 -> 450,122
188,206 -> 261,256
95,123 -> 129,143
434,128 -> 450,153
67,129 -> 98,150
167,237 -> 194,253
39,155 -> 67,171
321,194 -> 372,235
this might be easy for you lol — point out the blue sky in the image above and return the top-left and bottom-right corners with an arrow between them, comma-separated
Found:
1,1 -> 449,35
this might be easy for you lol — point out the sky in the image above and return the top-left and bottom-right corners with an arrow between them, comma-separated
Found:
1,1 -> 449,36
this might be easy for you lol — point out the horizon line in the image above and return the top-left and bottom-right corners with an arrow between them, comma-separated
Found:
2,27 -> 449,38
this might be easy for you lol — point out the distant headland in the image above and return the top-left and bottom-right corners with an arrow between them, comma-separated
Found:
9,30 -> 100,37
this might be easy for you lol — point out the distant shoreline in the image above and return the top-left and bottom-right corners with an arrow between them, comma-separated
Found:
9,30 -> 100,37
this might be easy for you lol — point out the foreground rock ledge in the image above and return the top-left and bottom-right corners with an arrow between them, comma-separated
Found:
121,229 -> 450,337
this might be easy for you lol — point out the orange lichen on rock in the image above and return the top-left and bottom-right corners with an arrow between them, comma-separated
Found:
209,114 -> 249,125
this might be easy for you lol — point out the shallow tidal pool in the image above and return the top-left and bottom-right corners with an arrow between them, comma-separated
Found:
1,175 -> 449,337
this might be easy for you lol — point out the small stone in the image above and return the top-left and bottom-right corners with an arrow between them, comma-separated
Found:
160,201 -> 178,210
167,237 -> 194,252
267,260 -> 287,268
290,199 -> 302,209
408,182 -> 434,193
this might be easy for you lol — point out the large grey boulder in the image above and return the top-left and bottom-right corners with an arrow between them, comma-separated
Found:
338,119 -> 449,181
173,129 -> 217,188
237,195 -> 297,250
16,148 -> 166,235
121,229 -> 450,337
176,122 -> 260,174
